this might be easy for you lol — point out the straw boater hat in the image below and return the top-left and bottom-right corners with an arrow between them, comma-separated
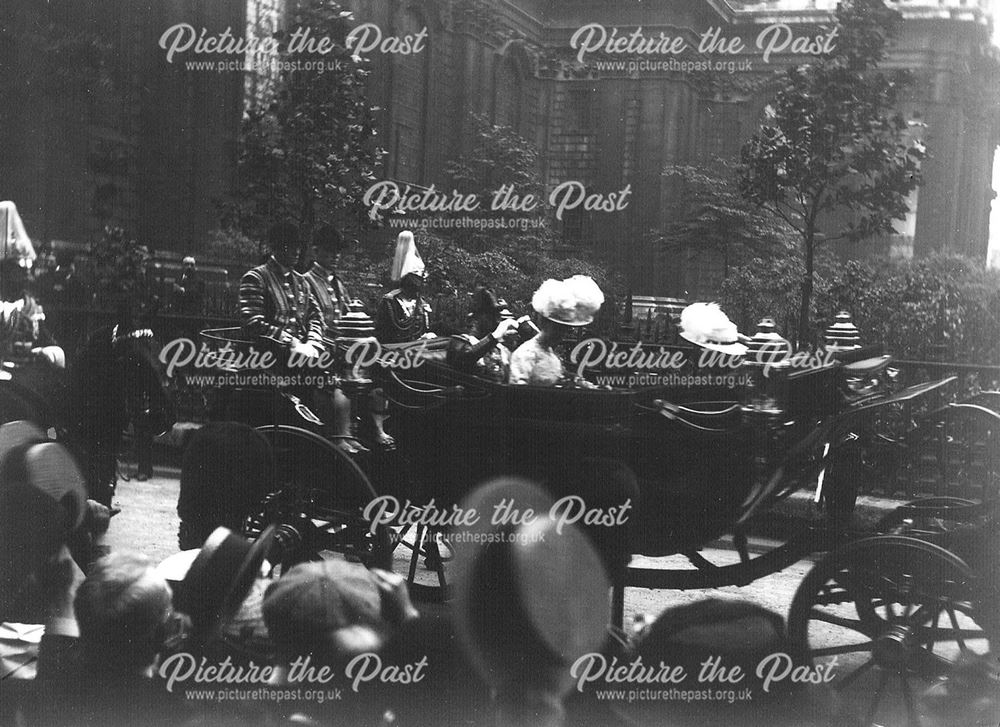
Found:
390,230 -> 425,282
531,275 -> 605,327
451,478 -> 611,694
160,525 -> 275,643
679,302 -> 748,355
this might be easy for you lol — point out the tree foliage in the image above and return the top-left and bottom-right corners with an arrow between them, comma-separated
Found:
90,226 -> 155,313
739,0 -> 924,343
661,159 -> 799,269
721,254 -> 1000,364
419,114 -> 622,304
237,0 -> 383,237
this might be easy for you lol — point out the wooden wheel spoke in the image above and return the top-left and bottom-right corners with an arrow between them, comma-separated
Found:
917,626 -> 986,645
815,586 -> 854,606
809,608 -> 870,634
810,641 -> 876,657
946,607 -> 970,652
835,658 -> 874,691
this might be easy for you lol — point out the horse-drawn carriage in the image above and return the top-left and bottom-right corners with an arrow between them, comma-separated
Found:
4,315 -> 997,726
188,323 -> 999,727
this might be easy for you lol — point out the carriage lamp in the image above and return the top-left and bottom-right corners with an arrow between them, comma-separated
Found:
824,311 -> 861,351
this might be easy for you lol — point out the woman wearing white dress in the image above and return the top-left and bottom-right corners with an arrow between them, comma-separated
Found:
509,275 -> 604,386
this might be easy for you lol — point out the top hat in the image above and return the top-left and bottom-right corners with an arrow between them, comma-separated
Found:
451,478 -> 610,693
469,288 -> 514,321
172,525 -> 275,642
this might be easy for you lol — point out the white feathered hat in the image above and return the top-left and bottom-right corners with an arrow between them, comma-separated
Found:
390,230 -> 425,282
679,302 -> 748,355
0,201 -> 36,269
532,275 -> 605,327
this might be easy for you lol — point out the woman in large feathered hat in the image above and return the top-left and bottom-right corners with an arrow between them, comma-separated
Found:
508,275 -> 604,386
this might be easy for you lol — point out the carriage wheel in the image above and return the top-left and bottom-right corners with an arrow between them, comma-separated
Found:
246,425 -> 392,571
788,536 -> 995,727
876,497 -> 985,535
899,404 -> 999,504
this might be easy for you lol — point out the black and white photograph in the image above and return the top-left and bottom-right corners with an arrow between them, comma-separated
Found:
1,0 -> 999,725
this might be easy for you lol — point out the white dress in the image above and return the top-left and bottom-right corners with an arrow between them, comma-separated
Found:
508,336 -> 563,386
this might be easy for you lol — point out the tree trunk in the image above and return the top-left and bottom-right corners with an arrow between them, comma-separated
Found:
798,229 -> 815,349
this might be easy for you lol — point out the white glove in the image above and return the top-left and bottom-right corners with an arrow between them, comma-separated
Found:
32,346 -> 66,369
491,318 -> 519,341
290,340 -> 320,359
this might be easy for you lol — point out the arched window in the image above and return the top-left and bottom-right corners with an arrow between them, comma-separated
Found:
494,54 -> 522,131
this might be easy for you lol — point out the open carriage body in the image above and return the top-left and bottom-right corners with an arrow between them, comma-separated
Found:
383,344 -> 950,557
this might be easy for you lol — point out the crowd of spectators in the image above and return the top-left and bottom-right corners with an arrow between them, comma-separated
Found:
9,417 -> 996,727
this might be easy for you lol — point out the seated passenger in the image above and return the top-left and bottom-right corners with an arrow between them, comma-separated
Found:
509,276 -> 604,387
447,287 -> 520,381
375,231 -> 434,344
678,302 -> 748,368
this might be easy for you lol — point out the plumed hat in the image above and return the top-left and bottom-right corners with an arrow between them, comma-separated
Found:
679,302 -> 748,355
531,275 -> 604,327
390,231 -> 425,282
0,202 -> 35,269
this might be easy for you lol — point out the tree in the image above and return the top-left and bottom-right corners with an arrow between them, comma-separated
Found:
660,159 -> 800,276
437,114 -> 621,300
238,0 -> 383,236
348,114 -> 622,315
739,0 -> 924,344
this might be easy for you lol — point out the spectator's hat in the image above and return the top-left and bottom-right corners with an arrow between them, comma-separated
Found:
390,231 -> 425,282
0,421 -> 87,530
532,275 -> 605,327
679,302 -> 748,355
262,559 -> 388,661
451,478 -> 610,694
172,525 -> 275,642
616,598 -> 827,726
0,422 -> 88,617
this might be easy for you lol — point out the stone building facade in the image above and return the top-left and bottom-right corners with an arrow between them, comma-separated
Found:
1,0 -> 997,299
344,0 -> 1000,296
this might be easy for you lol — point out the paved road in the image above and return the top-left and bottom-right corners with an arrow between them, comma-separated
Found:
105,466 -> 819,626
105,467 -> 994,727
